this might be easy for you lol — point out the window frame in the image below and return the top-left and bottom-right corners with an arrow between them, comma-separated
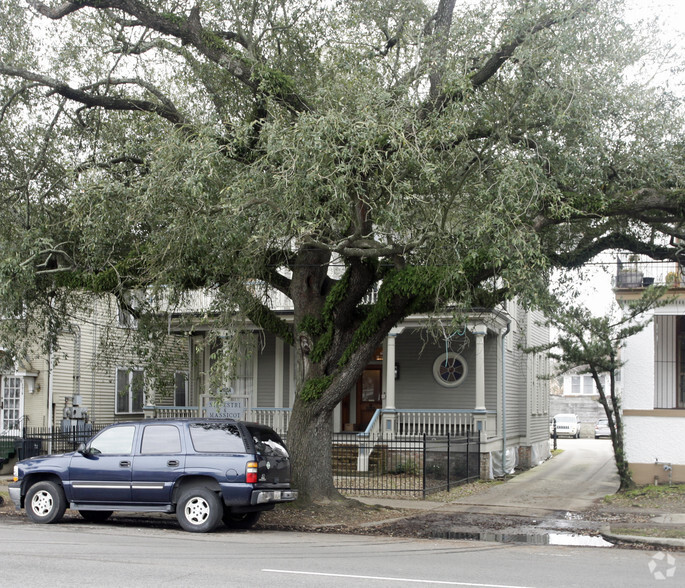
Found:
115,367 -> 145,415
432,352 -> 468,388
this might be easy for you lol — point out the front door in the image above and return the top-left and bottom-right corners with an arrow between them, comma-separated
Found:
358,366 -> 382,430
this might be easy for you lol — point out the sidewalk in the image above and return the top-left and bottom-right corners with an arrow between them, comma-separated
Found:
2,472 -> 684,549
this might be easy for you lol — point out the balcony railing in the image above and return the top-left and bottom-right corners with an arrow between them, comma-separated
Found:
615,257 -> 682,289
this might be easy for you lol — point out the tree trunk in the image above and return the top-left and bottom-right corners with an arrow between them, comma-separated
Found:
287,392 -> 342,503
593,369 -> 634,491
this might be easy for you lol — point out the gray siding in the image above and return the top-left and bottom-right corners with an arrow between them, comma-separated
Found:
394,329 -> 499,411
257,333 -> 276,406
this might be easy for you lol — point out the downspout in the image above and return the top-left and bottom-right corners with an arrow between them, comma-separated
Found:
47,346 -> 54,453
501,317 -> 512,477
92,300 -> 97,423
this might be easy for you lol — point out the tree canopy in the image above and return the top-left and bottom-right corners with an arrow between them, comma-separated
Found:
1,0 -> 684,501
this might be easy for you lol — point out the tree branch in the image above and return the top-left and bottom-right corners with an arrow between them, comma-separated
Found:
0,64 -> 187,127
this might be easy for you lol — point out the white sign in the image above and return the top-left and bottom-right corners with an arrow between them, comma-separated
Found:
201,395 -> 249,420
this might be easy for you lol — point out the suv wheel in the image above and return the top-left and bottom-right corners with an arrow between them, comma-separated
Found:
176,487 -> 222,533
25,481 -> 67,524
223,510 -> 261,529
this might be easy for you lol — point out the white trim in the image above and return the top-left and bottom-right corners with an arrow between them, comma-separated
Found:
275,338 -> 284,408
114,366 -> 145,415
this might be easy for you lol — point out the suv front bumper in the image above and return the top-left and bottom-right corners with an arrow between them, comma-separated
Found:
8,482 -> 22,510
251,489 -> 298,505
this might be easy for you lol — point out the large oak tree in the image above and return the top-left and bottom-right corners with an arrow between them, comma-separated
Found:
1,0 -> 683,501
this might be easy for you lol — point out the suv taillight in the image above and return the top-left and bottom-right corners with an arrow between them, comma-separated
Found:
246,461 -> 258,484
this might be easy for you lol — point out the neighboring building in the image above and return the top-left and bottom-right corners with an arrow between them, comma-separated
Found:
0,295 -> 187,472
148,295 -> 552,479
550,369 -> 612,434
614,256 -> 685,485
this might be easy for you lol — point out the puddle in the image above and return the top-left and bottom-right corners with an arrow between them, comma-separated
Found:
430,530 -> 614,547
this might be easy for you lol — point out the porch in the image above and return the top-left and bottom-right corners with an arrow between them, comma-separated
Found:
143,405 -> 497,441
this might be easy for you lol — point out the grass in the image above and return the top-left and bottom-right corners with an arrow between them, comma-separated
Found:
612,527 -> 685,539
603,484 -> 685,509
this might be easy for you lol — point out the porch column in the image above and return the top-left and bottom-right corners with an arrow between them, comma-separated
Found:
383,331 -> 399,437
275,338 -> 284,408
473,324 -> 488,433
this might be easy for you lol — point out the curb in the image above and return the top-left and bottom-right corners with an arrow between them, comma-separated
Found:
600,526 -> 685,549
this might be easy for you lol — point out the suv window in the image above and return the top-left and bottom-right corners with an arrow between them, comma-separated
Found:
141,425 -> 182,454
247,425 -> 289,458
189,422 -> 245,453
89,426 -> 135,455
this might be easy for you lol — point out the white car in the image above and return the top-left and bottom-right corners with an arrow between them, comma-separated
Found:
551,413 -> 581,438
594,418 -> 611,438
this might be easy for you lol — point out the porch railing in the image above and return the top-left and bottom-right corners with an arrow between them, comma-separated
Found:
244,407 -> 292,432
142,406 -> 495,440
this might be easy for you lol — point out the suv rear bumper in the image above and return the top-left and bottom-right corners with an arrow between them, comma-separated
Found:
251,489 -> 298,505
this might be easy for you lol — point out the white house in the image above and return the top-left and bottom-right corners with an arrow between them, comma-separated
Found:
615,258 -> 685,485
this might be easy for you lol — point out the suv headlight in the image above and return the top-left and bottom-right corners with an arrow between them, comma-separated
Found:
13,464 -> 19,482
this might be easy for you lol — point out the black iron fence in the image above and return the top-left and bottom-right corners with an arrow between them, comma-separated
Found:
332,432 -> 480,498
12,425 -> 107,459
6,426 -> 481,499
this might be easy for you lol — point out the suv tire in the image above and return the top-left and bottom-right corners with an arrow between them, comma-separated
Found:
223,509 -> 261,529
25,481 -> 67,524
176,487 -> 222,533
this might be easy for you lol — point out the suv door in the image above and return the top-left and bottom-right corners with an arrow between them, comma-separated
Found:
69,425 -> 136,503
131,423 -> 186,503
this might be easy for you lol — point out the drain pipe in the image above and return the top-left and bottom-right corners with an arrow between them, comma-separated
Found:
501,317 -> 512,477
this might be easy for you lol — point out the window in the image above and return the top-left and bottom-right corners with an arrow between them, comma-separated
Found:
571,376 -> 581,395
247,425 -> 289,458
116,368 -> 144,414
568,374 -> 601,396
89,426 -> 135,455
209,336 -> 256,396
432,352 -> 468,388
141,425 -> 181,454
1,376 -> 22,432
189,422 -> 246,453
174,372 -> 188,407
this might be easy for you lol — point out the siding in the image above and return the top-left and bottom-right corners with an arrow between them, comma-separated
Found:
394,329 -> 499,411
23,296 -> 187,428
257,333 -> 276,407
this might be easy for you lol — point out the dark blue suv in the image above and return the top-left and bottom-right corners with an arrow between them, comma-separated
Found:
9,419 -> 297,533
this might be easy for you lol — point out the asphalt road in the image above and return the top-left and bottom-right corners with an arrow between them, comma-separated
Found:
0,516 -> 677,587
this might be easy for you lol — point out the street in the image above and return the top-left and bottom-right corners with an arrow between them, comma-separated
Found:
0,517 -> 678,587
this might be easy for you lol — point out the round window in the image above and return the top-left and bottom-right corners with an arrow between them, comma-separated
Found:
433,352 -> 468,388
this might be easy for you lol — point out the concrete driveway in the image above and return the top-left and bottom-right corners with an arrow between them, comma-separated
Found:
446,438 -> 620,516
360,438 -> 620,517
